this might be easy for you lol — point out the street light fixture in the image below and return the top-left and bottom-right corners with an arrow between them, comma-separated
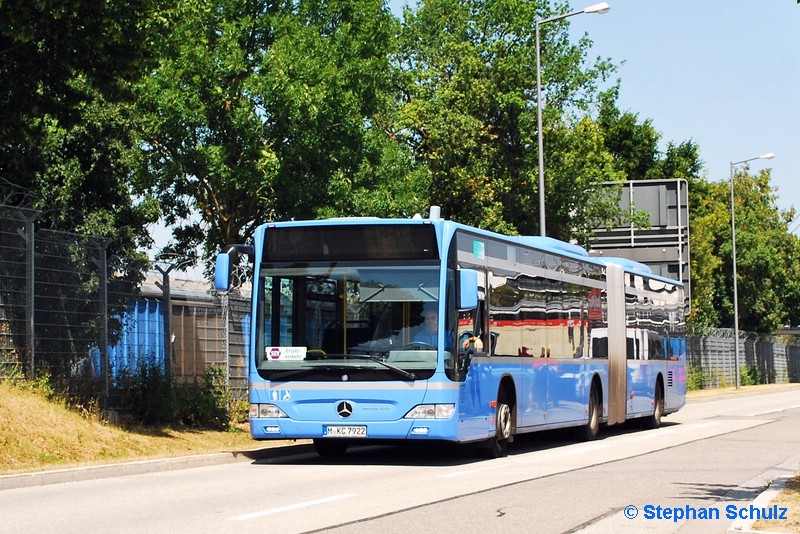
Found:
730,152 -> 774,389
535,2 -> 610,236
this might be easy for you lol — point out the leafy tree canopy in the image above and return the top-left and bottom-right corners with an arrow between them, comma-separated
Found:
135,0 -> 424,271
0,0 -> 161,264
689,168 -> 800,333
393,0 -> 621,240
4,0 -> 798,337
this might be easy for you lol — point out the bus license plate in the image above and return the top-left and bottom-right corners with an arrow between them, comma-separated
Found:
324,425 -> 367,438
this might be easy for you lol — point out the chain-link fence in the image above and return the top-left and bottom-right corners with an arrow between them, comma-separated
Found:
0,206 -> 34,379
0,204 -> 250,408
686,329 -> 800,388
1,203 -> 798,408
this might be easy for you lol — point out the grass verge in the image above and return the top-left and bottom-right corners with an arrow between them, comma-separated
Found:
752,473 -> 800,533
0,380 -> 258,474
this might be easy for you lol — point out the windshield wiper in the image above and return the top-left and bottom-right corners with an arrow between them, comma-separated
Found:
270,367 -> 337,381
344,354 -> 416,380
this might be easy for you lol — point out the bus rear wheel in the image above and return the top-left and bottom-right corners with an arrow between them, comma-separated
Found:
313,439 -> 348,457
581,384 -> 601,441
644,381 -> 664,429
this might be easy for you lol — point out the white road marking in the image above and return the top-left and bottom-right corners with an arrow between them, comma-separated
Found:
227,493 -> 359,521
751,404 -> 800,416
634,429 -> 677,439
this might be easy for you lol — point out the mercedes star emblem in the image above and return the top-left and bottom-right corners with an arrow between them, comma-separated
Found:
337,401 -> 353,418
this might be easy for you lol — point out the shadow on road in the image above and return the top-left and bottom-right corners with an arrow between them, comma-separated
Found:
245,419 -> 682,468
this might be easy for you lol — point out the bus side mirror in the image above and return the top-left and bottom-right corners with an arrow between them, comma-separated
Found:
215,252 -> 232,291
215,244 -> 254,291
458,268 -> 478,310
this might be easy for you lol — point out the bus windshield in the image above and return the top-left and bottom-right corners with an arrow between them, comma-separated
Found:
256,260 -> 445,381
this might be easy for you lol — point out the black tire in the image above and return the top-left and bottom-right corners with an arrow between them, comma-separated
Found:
644,381 -> 664,429
581,383 -> 601,441
485,396 -> 512,458
313,439 -> 348,458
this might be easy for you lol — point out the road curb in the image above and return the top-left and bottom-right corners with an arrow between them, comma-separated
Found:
726,452 -> 800,534
0,442 -> 313,491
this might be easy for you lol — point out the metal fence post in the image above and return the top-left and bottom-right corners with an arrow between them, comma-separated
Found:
16,210 -> 39,379
98,240 -> 110,407
155,265 -> 174,378
221,291 -> 230,387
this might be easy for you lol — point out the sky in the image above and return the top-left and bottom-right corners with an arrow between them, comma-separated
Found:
559,0 -> 799,230
151,0 -> 800,275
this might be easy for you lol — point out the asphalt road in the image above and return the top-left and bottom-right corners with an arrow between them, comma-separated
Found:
2,386 -> 798,534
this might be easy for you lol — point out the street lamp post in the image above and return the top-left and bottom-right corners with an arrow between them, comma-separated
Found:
730,152 -> 774,389
535,2 -> 610,236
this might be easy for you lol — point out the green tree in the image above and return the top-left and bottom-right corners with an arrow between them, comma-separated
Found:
689,168 -> 800,333
0,0 -> 163,376
596,90 -> 704,184
136,0 -> 419,269
0,0 -> 161,248
262,0 -> 421,221
596,91 -> 660,181
0,0 -> 161,208
393,0 -> 621,239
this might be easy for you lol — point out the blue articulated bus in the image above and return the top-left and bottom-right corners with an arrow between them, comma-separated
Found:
215,207 -> 686,458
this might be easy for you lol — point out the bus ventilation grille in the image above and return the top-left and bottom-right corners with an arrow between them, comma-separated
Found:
667,371 -> 674,387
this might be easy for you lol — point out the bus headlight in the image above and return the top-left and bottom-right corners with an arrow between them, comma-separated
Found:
404,404 -> 455,419
249,404 -> 288,419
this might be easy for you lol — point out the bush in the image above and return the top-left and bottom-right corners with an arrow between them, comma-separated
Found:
686,365 -> 706,390
227,395 -> 249,426
174,368 -> 228,429
740,364 -> 763,386
4,367 -> 58,401
115,363 -> 239,429
117,363 -> 176,425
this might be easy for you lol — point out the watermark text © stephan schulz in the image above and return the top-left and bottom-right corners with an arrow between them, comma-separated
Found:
622,503 -> 788,523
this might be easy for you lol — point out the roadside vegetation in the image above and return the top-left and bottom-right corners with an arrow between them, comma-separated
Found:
3,1 -> 800,343
0,372 -> 255,475
753,474 -> 800,533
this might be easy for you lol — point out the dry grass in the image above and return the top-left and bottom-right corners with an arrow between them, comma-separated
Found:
753,474 -> 800,533
0,380 -> 259,475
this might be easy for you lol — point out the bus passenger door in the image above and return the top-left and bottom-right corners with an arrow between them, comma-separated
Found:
457,297 -> 494,441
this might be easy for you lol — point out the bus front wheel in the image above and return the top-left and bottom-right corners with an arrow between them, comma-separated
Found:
485,398 -> 512,458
